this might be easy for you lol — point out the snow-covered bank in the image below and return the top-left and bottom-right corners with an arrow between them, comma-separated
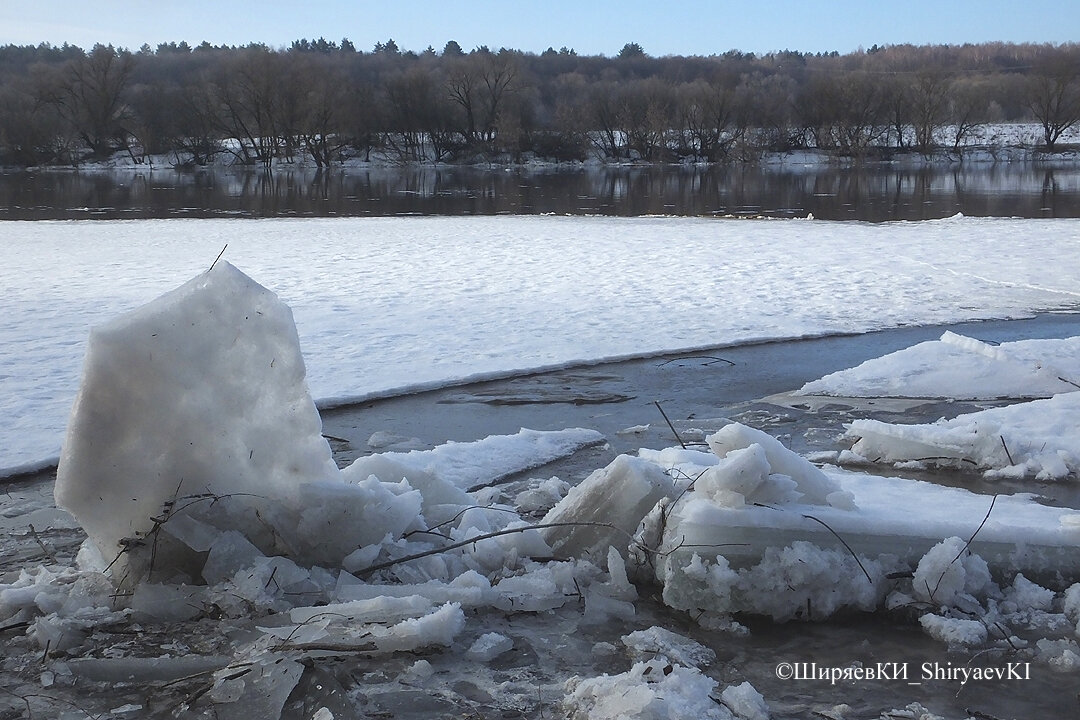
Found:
2,214 -> 1080,475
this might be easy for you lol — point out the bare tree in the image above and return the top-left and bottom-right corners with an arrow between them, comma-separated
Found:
796,70 -> 887,157
383,64 -> 458,163
0,75 -> 72,165
948,80 -> 989,152
1027,46 -> 1080,149
40,44 -> 134,158
909,70 -> 951,154
210,48 -> 282,167
676,77 -> 744,161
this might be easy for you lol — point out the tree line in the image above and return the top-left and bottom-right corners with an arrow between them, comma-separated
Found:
0,39 -> 1077,168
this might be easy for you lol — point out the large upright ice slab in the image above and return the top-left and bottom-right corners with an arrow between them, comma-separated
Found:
541,454 -> 677,561
55,262 -> 339,580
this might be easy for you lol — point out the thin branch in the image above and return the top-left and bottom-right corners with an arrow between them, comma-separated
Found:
931,494 -> 997,601
999,436 -> 1015,466
357,521 -> 623,577
1057,375 -> 1080,390
404,504 -> 523,540
800,513 -> 873,585
656,355 -> 735,368
208,243 -> 228,272
654,401 -> 686,450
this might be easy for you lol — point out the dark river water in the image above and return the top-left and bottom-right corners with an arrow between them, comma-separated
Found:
2,160 -> 1080,220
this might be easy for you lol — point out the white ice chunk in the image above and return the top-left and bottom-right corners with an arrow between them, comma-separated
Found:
1036,638 -> 1080,670
294,477 -> 423,566
1005,573 -> 1055,612
130,583 -> 207,622
340,455 -> 471,526
912,537 -> 992,606
55,262 -> 338,582
582,589 -> 636,625
541,454 -> 677,561
202,531 -> 265,585
208,657 -> 304,720
621,627 -> 716,668
605,545 -> 637,601
798,332 -> 1080,400
371,602 -> 465,652
290,594 -> 435,625
706,424 -> 842,506
1063,583 -> 1080,624
643,455 -> 1080,622
466,632 -> 514,662
847,392 -> 1080,480
66,655 -> 231,683
515,477 -> 571,514
656,540 -> 890,622
720,681 -> 770,720
347,427 -> 605,491
563,658 -> 731,720
333,572 -> 494,607
919,613 -> 988,647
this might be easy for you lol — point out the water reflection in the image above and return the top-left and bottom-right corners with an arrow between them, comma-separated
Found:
2,162 -> 1080,221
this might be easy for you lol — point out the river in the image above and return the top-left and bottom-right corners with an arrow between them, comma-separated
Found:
3,161 -> 1080,221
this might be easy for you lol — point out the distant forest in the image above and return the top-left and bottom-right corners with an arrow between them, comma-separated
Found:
0,39 -> 1078,168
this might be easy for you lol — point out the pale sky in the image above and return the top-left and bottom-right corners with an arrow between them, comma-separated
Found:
1,0 -> 1076,57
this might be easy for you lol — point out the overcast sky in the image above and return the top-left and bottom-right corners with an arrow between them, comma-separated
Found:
2,0 -> 1077,57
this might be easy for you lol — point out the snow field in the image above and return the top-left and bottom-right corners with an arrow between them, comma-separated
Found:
3,214 -> 1080,474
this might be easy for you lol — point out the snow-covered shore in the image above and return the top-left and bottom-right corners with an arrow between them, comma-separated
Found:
2,214 -> 1079,476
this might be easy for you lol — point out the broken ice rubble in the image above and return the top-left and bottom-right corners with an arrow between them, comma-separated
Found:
846,392 -> 1080,479
21,262 -> 620,715
9,262 -> 1080,718
626,433 -> 1080,622
795,330 -> 1080,479
53,262 -> 599,591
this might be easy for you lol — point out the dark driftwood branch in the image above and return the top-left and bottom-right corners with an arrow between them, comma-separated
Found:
1058,375 -> 1080,390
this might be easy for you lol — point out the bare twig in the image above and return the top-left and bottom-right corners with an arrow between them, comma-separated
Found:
404,504 -> 523,540
999,436 -> 1015,466
801,513 -> 873,585
0,621 -> 31,634
654,401 -> 686,449
931,494 -> 997,601
26,524 -> 54,561
0,688 -> 106,720
358,521 -> 627,577
656,355 -> 735,368
208,243 -> 228,272
1057,375 -> 1080,390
